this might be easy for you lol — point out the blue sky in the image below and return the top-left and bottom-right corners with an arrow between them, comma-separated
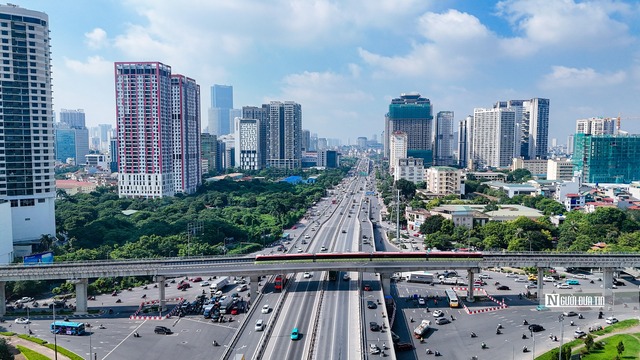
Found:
19,0 -> 640,146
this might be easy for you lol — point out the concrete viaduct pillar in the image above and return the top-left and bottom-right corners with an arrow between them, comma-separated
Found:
154,276 -> 166,311
603,268 -> 614,307
69,278 -> 88,315
250,275 -> 260,304
0,281 -> 5,316
467,268 -> 478,302
537,267 -> 545,304
380,273 -> 392,295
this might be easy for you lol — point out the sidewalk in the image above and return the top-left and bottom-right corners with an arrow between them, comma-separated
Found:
2,335 -> 73,360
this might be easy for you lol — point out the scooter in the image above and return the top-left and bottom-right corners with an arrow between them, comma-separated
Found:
523,346 -> 528,353
470,332 -> 477,338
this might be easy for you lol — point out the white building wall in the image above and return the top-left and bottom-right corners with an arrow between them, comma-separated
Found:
0,202 -> 14,264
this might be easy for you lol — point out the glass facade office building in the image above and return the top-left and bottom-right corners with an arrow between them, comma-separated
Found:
384,93 -> 434,166
573,133 -> 640,183
0,4 -> 56,244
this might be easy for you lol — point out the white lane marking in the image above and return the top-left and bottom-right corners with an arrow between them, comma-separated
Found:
102,320 -> 147,359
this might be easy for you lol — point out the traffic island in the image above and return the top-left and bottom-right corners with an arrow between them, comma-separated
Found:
452,287 -> 508,314
129,298 -> 184,320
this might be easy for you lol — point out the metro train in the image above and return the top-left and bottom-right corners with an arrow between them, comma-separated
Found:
254,251 -> 483,263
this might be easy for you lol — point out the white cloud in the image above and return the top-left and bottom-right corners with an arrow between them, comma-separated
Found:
84,28 -> 108,50
496,0 -> 634,52
63,56 -> 112,76
541,66 -> 626,88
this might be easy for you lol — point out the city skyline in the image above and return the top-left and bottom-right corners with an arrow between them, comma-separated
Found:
17,0 -> 640,145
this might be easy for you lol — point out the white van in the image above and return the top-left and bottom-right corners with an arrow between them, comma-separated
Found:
255,319 -> 264,331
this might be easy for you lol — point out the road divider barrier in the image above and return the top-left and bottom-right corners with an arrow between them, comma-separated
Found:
129,297 -> 184,320
451,287 -> 508,315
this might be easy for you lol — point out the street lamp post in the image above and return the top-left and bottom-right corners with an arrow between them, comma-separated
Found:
558,314 -> 565,360
530,329 -> 535,360
53,304 -> 58,360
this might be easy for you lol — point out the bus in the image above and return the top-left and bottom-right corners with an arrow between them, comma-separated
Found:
445,289 -> 459,308
50,321 -> 86,335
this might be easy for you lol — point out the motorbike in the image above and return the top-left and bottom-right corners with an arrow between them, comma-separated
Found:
470,332 -> 477,338
153,284 -> 158,288
133,332 -> 140,338
481,343 -> 487,349
143,286 -> 148,290
496,329 -> 501,335
523,320 -> 528,325
213,340 -> 220,347
116,299 -> 122,303
578,314 -> 584,319
522,334 -> 527,339
99,324 -> 106,329
426,349 -> 433,354
523,346 -> 528,353
141,294 -> 147,299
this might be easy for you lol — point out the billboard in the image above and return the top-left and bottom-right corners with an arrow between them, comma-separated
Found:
23,251 -> 54,265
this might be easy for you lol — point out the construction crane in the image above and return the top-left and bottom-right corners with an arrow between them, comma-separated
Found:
606,114 -> 640,133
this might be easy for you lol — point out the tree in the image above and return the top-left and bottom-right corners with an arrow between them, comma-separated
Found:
584,334 -> 594,352
395,178 -> 416,200
38,234 -> 55,252
617,340 -> 625,356
0,338 -> 13,360
420,215 -> 445,235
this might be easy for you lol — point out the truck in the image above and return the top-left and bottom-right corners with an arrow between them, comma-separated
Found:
219,297 -> 234,314
203,304 -> 215,318
328,270 -> 338,281
407,272 -> 435,284
440,276 -> 464,285
209,277 -> 229,292
413,320 -> 431,338
274,274 -> 286,291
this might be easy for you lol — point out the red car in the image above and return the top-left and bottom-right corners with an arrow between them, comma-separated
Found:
177,283 -> 190,290
190,277 -> 202,282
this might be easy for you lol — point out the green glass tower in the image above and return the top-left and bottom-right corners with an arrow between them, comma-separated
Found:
384,93 -> 433,167
573,133 -> 640,183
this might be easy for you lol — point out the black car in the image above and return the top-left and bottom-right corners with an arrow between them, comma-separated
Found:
435,318 -> 451,325
154,326 -> 172,335
497,285 -> 510,290
369,321 -> 380,331
367,300 -> 377,309
528,324 -> 544,332
394,342 -> 414,351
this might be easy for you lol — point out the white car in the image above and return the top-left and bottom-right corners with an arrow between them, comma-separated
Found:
304,234 -> 310,239
479,274 -> 491,279
514,278 -> 527,282
303,272 -> 312,278
320,246 -> 327,251
14,317 -> 30,324
261,305 -> 271,314
606,317 -> 618,324
255,319 -> 265,331
200,281 -> 210,287
215,290 -> 223,296
297,248 -> 303,253
506,273 -> 519,278
432,310 -> 444,317
557,284 -> 572,289
543,276 -> 555,282
418,298 -> 426,305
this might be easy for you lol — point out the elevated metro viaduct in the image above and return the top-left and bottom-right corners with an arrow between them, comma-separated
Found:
0,252 -> 636,316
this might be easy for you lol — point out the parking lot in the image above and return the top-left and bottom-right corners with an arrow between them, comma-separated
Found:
391,268 -> 640,359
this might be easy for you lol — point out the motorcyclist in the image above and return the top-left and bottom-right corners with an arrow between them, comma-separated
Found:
481,342 -> 487,349
470,332 -> 477,338
523,346 -> 528,352
213,340 -> 219,346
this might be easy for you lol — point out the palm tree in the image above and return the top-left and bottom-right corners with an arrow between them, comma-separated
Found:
38,234 -> 55,252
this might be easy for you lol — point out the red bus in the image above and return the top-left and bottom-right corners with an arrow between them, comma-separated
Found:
274,274 -> 286,291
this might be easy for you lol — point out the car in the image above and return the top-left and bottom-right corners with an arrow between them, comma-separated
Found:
479,274 -> 491,279
367,300 -> 377,309
17,297 -> 34,304
528,324 -> 545,332
341,230 -> 347,234
525,284 -> 537,289
536,305 -> 550,311
435,317 -> 450,325
291,327 -> 300,340
303,272 -> 311,278
563,311 -> 578,317
613,279 -> 625,286
574,330 -> 587,338
230,307 -> 239,315
606,317 -> 619,324
201,281 -> 210,287
369,322 -> 381,331
214,290 -> 223,296
557,284 -> 572,289
255,319 -> 265,331
543,276 -> 556,282
432,310 -> 444,317
14,317 -> 30,324
363,284 -> 372,291
190,277 -> 202,282
574,274 -> 587,279
565,279 -> 580,285
297,248 -> 303,253
236,284 -> 247,292
320,246 -> 327,251
497,285 -> 511,290
154,326 -> 173,335
369,343 -> 381,354
418,298 -> 426,305
506,273 -> 520,278
514,278 -> 527,282
394,342 -> 414,351
261,304 -> 271,314
304,234 -> 310,239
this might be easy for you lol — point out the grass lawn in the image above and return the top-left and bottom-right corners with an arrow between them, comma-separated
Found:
16,345 -> 50,360
592,319 -> 639,336
578,334 -> 640,359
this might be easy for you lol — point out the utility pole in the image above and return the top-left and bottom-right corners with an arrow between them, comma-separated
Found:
396,189 -> 400,242
558,314 -> 564,360
186,221 -> 203,257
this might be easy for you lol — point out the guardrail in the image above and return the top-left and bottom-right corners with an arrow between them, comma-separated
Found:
307,271 -> 327,360
251,274 -> 292,360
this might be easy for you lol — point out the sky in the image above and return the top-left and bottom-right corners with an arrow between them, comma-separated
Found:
18,0 -> 640,146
